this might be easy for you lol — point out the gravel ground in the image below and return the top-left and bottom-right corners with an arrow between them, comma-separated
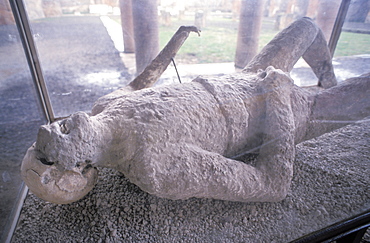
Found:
2,16 -> 369,242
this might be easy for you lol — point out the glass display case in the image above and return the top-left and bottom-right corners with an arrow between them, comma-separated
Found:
1,0 -> 369,242
0,1 -> 46,241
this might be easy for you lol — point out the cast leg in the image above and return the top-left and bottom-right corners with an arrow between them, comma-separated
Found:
302,29 -> 337,88
245,17 -> 336,88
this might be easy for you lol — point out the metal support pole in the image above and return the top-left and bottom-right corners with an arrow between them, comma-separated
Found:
4,1 -> 56,242
9,0 -> 55,123
328,0 -> 352,57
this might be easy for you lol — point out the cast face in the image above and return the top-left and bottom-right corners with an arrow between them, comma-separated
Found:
21,112 -> 99,204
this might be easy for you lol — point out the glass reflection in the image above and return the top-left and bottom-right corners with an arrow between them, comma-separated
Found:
4,0 -> 370,241
0,8 -> 45,242
23,0 -> 130,118
332,0 -> 370,82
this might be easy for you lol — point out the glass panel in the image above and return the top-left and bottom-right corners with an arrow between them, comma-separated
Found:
0,4 -> 46,241
22,0 -> 130,118
114,0 -> 344,86
11,1 -> 370,242
333,0 -> 370,81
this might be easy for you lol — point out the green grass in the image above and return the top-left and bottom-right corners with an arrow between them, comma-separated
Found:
159,18 -> 239,63
159,17 -> 280,64
334,31 -> 370,57
160,26 -> 237,64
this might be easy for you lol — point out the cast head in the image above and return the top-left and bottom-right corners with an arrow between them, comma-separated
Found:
21,112 -> 99,204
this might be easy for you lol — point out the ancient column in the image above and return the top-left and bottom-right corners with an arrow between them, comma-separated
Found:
194,10 -> 205,29
316,0 -> 341,41
293,0 -> 309,19
305,0 -> 318,18
234,0 -> 265,69
346,0 -> 370,23
0,0 -> 15,24
132,0 -> 159,75
119,0 -> 135,53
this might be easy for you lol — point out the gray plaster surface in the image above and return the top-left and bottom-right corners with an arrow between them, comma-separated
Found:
12,118 -> 370,242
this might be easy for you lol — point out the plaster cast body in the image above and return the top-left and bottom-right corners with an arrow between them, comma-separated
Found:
91,68 -> 296,202
25,67 -> 297,203
21,18 -> 370,204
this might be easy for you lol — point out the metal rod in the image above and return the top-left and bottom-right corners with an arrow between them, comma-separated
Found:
6,1 -> 56,241
129,26 -> 199,90
292,210 -> 370,243
171,58 -> 182,83
9,0 -> 55,123
2,182 -> 29,243
328,0 -> 352,57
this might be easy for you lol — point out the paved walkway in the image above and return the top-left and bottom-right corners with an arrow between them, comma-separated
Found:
343,21 -> 370,34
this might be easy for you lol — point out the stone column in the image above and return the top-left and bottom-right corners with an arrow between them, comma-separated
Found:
306,0 -> 319,18
119,0 -> 135,53
0,0 -> 15,25
316,0 -> 341,41
293,0 -> 309,19
132,0 -> 159,75
235,0 -> 265,69
346,0 -> 370,23
194,10 -> 205,29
